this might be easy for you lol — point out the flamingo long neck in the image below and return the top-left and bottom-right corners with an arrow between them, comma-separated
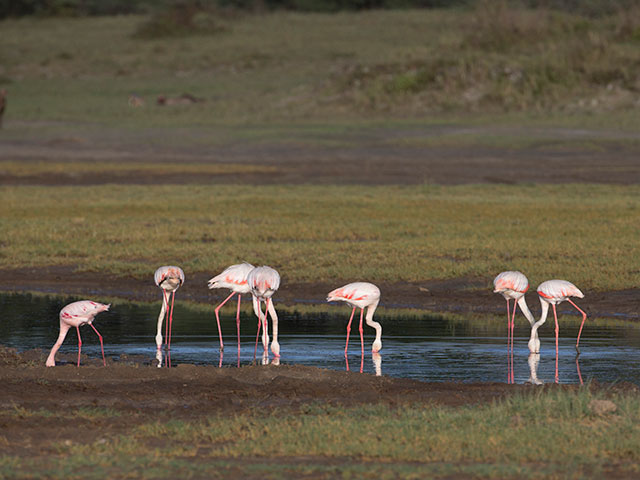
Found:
516,296 -> 535,327
155,291 -> 168,348
529,299 -> 549,341
46,323 -> 70,366
365,301 -> 382,345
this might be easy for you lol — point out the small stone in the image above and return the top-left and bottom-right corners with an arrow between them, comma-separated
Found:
589,399 -> 617,415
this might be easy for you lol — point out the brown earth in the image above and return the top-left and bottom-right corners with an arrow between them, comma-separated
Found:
1,345 -> 638,459
0,265 -> 638,321
2,125 -> 640,186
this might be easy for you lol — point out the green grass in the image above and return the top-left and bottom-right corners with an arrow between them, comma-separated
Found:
1,183 -> 639,291
1,7 -> 640,129
2,388 -> 639,479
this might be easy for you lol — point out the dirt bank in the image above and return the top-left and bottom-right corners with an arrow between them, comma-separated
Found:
1,265 -> 638,321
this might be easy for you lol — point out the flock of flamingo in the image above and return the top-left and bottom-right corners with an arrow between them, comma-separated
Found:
44,264 -> 587,383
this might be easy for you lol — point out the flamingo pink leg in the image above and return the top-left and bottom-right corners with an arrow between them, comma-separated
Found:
168,291 -> 175,350
510,299 -> 517,353
262,298 -> 270,354
576,356 -> 584,386
505,299 -> 510,383
553,303 -> 559,383
167,291 -> 175,368
567,298 -> 587,353
505,298 -> 511,350
510,299 -> 517,383
236,294 -> 242,367
359,308 -> 364,373
254,302 -> 262,361
76,326 -> 82,367
89,323 -> 106,367
214,291 -> 236,351
344,306 -> 356,356
163,290 -> 169,346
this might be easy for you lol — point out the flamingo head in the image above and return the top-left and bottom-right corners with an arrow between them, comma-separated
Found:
528,336 -> 540,354
372,339 -> 382,353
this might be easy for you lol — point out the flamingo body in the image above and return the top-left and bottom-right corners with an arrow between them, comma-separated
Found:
537,279 -> 584,304
327,282 -> 382,356
207,262 -> 255,356
207,262 -> 254,294
493,271 -> 529,299
46,300 -> 110,367
247,266 -> 281,358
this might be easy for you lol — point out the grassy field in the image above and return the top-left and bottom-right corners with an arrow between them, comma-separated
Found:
2,182 -> 639,291
1,388 -> 638,479
1,5 -> 640,130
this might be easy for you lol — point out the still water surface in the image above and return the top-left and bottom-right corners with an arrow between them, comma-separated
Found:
2,293 -> 639,385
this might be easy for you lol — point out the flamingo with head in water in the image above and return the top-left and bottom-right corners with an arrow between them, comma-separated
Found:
528,279 -> 587,382
493,271 -> 536,383
45,300 -> 110,367
154,266 -> 185,358
493,271 -> 536,347
327,282 -> 382,369
247,265 -> 280,360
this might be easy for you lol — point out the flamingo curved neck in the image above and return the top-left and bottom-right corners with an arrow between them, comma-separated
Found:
516,297 -> 535,326
365,301 -> 382,349
528,299 -> 549,352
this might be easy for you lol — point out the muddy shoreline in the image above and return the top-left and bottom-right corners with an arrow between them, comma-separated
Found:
1,265 -> 638,321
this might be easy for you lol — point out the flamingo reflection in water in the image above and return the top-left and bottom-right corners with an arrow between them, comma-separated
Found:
526,353 -> 543,385
372,352 -> 382,377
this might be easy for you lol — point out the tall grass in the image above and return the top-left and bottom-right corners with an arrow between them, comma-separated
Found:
1,183 -> 639,291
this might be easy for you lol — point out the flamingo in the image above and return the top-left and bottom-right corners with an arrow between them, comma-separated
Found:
528,279 -> 587,382
493,271 -> 536,383
45,300 -> 110,367
327,282 -> 382,370
493,271 -> 536,349
247,266 -> 280,359
207,262 -> 256,356
154,266 -> 185,359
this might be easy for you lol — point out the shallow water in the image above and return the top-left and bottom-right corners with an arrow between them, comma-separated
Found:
2,293 -> 639,385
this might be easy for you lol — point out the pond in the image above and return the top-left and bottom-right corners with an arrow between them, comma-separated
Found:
1,293 -> 639,385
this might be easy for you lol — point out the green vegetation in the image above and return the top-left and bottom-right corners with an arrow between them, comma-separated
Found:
1,5 -> 640,125
1,388 -> 639,478
2,182 -> 639,291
